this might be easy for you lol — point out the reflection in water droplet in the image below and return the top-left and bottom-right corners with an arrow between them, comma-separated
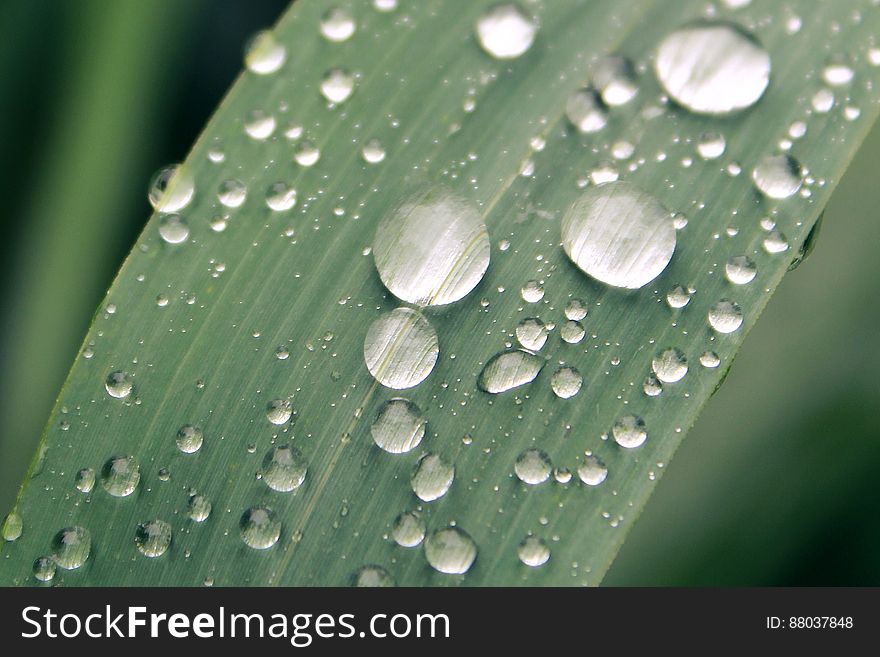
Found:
266,398 -> 293,425
516,317 -> 548,351
612,415 -> 647,448
320,68 -> 355,104
392,511 -> 426,547
475,4 -> 537,60
148,165 -> 194,213
654,22 -> 770,115
261,445 -> 308,492
565,88 -> 608,133
514,448 -> 552,485
240,506 -> 281,549
135,519 -> 172,557
708,299 -> 743,333
371,398 -> 426,454
725,255 -> 757,284
752,154 -> 802,199
105,371 -> 133,399
245,31 -> 286,74
101,455 -> 140,497
550,366 -> 582,399
364,308 -> 439,389
562,181 -> 676,289
411,453 -> 454,502
373,189 -> 489,306
652,347 -> 688,383
518,535 -> 550,567
51,526 -> 91,570
176,425 -> 203,454
424,527 -> 477,574
352,565 -> 395,587
321,7 -> 356,42
577,456 -> 608,486
478,349 -> 543,393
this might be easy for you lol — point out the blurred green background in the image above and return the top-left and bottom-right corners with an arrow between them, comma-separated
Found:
1,0 -> 877,585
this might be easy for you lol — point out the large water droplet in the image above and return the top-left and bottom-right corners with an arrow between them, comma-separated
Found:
51,526 -> 91,570
176,425 -> 203,454
266,398 -> 293,425
392,511 -> 426,548
148,165 -> 194,213
612,415 -> 647,448
104,371 -> 133,399
577,456 -> 608,486
135,519 -> 172,557
101,455 -> 140,497
261,444 -> 308,492
515,318 -> 548,351
158,214 -> 189,244
364,308 -> 439,389
652,347 -> 688,383
475,4 -> 537,60
514,448 -> 552,485
725,255 -> 757,284
411,453 -> 454,502
562,181 -> 676,289
424,527 -> 477,575
371,398 -> 426,454
752,154 -> 802,199
266,182 -> 297,211
518,535 -> 550,567
239,506 -> 281,549
321,8 -> 356,42
654,22 -> 770,114
708,299 -> 743,333
550,366 -> 583,399
373,189 -> 489,306
2,512 -> 22,541
478,349 -> 543,393
245,31 -> 286,74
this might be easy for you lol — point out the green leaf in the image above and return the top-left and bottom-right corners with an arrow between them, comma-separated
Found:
2,0 -> 878,586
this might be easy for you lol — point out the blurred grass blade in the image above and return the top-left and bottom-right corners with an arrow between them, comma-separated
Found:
2,0 -> 879,586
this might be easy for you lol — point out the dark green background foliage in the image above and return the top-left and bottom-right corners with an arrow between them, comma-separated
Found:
0,0 -> 878,585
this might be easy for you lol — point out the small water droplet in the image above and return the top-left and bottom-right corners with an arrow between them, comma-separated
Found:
822,55 -> 854,86
577,456 -> 608,486
666,284 -> 691,308
135,519 -> 172,557
266,398 -> 293,425
752,154 -> 802,199
612,415 -> 647,448
516,317 -> 548,351
104,371 -> 133,399
708,299 -> 743,333
2,512 -> 22,541
320,68 -> 355,104
478,349 -> 543,393
411,453 -> 454,502
593,56 -> 638,106
320,7 -> 356,42
518,535 -> 550,567
520,280 -> 545,303
643,375 -> 663,397
245,31 -> 286,74
697,132 -> 726,160
514,448 -> 552,485
352,565 -> 395,587
75,468 -> 95,493
188,493 -> 212,522
560,320 -> 585,344
652,347 -> 688,383
261,444 -> 308,492
565,299 -> 588,321
475,4 -> 537,60
424,526 -> 477,574
725,255 -> 757,284
763,230 -> 789,254
699,351 -> 721,368
811,88 -> 835,113
33,556 -> 56,582
51,526 -> 91,570
392,511 -> 426,547
148,165 -> 194,213
265,182 -> 297,212
364,308 -> 439,389
361,138 -> 386,164
371,398 -> 426,454
239,506 -> 281,549
551,366 -> 583,399
294,140 -> 321,167
244,109 -> 276,139
101,455 -> 140,497
218,179 -> 247,208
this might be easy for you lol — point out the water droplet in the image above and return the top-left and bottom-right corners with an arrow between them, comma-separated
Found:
364,308 -> 439,389
320,8 -> 356,42
75,468 -> 95,493
244,109 -> 276,139
371,398 -> 426,454
361,138 -> 386,164
577,456 -> 608,486
593,56 -> 638,106
643,375 -> 663,396
562,181 -> 676,289
697,132 -> 726,160
424,527 -> 477,574
265,182 -> 297,211
611,140 -> 635,160
725,255 -> 757,284
654,22 -> 770,114
699,351 -> 721,368
374,0 -> 397,11
752,154 -> 802,199
564,299 -> 588,321
666,284 -> 691,308
589,162 -> 619,185
550,366 -> 583,399
218,179 -> 247,208
519,280 -> 544,303
245,31 -> 286,74
51,526 -> 91,570
101,455 -> 140,497
173,425 -> 203,455
135,519 -> 172,557
763,230 -> 789,254
411,453 -> 454,502
261,444 -> 308,492
33,556 -> 56,582
239,506 -> 281,549
612,415 -> 647,448
708,299 -> 743,333
266,398 -> 293,425
554,467 -> 572,483
518,535 -> 550,567
811,88 -> 835,113
475,4 -> 537,60
187,493 -> 212,522
392,511 -> 425,547
652,347 -> 688,383
565,88 -> 608,133
104,371 -> 133,399
515,317 -> 548,351
294,140 -> 321,167
148,165 -> 194,213
560,320 -> 585,344
320,68 -> 355,104
478,349 -> 543,393
352,565 -> 395,587
373,189 -> 489,306
514,448 -> 552,485
2,512 -> 22,541
157,214 -> 189,244
822,55 -> 854,86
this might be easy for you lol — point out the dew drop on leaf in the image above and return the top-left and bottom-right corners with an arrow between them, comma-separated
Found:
320,7 -> 356,43
100,455 -> 140,497
352,565 -> 395,587
244,30 -> 286,75
32,556 -> 56,582
266,398 -> 293,425
51,526 -> 91,570
363,308 -> 439,390
550,366 -> 583,399
320,68 -> 355,104
135,519 -> 172,557
104,370 -> 133,399
371,398 -> 426,454
708,299 -> 744,333
565,88 -> 608,133
475,4 -> 537,60
392,511 -> 426,548
725,255 -> 757,284
424,527 -> 477,575
158,214 -> 189,244
518,535 -> 550,567
652,347 -> 688,383
148,164 -> 194,213
577,455 -> 608,486
612,414 -> 647,448
410,453 -> 454,502
478,349 -> 543,394
515,317 -> 548,351
239,506 -> 281,549
752,154 -> 802,199
514,448 -> 552,485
